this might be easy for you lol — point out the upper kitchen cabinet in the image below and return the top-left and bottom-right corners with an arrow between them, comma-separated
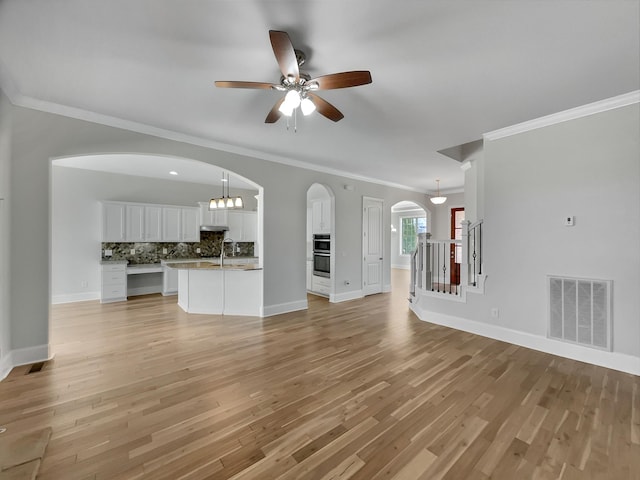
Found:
312,199 -> 331,234
103,202 -> 200,242
199,202 -> 228,227
144,206 -> 163,242
163,206 -> 200,242
102,202 -> 126,242
125,204 -> 145,242
227,211 -> 257,242
181,207 -> 200,242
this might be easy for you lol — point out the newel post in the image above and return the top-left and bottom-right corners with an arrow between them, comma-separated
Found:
460,220 -> 470,288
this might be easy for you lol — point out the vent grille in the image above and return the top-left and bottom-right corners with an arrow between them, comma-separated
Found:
548,276 -> 612,351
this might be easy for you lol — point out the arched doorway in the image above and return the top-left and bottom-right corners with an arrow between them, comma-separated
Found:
390,200 -> 428,293
50,154 -> 262,307
305,183 -> 334,299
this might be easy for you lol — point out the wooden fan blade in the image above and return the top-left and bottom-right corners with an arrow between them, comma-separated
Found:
308,71 -> 372,90
308,93 -> 344,122
269,30 -> 299,81
265,97 -> 285,123
215,81 -> 276,89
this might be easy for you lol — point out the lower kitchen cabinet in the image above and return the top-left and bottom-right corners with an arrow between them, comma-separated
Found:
162,265 -> 179,296
311,275 -> 331,296
101,263 -> 127,303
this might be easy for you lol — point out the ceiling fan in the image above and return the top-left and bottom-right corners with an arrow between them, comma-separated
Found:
215,30 -> 372,123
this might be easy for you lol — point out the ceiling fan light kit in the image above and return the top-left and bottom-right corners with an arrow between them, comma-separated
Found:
215,30 -> 372,126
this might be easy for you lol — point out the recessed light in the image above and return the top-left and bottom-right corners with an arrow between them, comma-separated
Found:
169,171 -> 178,175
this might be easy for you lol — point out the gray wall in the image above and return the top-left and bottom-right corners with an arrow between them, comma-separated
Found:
0,89 -> 11,368
8,104 -> 429,357
51,166 -> 258,302
420,103 -> 640,359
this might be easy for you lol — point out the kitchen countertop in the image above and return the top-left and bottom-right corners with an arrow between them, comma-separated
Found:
167,261 -> 262,271
100,260 -> 128,265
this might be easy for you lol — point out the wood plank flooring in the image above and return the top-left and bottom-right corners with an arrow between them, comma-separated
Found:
1,270 -> 638,479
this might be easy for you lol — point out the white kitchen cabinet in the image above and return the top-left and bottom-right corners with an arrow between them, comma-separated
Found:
101,263 -> 127,303
125,204 -> 145,242
145,206 -> 163,242
181,207 -> 200,242
162,207 -> 181,242
312,200 -> 331,234
162,265 -> 179,295
102,202 -> 126,242
162,206 -> 199,242
227,211 -> 258,242
311,275 -> 331,296
199,202 -> 228,227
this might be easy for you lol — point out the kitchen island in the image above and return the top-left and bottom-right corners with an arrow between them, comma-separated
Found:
168,261 -> 263,316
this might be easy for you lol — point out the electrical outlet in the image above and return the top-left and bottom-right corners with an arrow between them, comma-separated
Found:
130,248 -> 136,255
104,249 -> 112,257
564,215 -> 575,226
491,308 -> 499,318
196,247 -> 201,254
163,248 -> 168,254
81,281 -> 88,288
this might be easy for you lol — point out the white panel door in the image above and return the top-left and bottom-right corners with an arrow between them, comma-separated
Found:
362,197 -> 383,296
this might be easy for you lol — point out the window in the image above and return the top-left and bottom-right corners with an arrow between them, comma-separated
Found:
401,216 -> 426,255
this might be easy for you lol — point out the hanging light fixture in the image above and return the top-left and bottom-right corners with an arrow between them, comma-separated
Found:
430,179 -> 447,205
209,172 -> 244,210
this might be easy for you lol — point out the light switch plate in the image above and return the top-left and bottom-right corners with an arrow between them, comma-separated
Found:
564,216 -> 575,226
104,249 -> 112,256
130,248 -> 136,255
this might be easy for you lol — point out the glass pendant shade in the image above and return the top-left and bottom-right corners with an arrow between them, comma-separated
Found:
300,97 -> 316,116
217,198 -> 225,208
209,199 -> 218,209
430,179 -> 447,205
234,196 -> 243,208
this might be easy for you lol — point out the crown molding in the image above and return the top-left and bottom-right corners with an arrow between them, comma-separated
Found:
484,90 -> 640,141
1,87 -> 428,194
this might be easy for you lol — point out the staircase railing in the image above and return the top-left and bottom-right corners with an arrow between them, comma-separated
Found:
410,219 -> 484,301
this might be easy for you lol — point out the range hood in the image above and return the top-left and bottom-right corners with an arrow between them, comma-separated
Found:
200,225 -> 229,232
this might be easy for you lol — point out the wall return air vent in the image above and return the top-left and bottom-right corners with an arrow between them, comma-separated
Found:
548,276 -> 612,351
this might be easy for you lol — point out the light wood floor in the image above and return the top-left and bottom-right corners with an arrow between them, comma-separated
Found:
1,270 -> 638,479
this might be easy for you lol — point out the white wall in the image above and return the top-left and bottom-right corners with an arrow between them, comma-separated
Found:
0,89 -> 12,376
51,166 -> 258,303
415,103 -> 640,365
5,104 -> 429,369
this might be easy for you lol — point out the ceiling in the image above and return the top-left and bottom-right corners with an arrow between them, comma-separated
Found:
53,154 -> 258,190
1,1 -> 638,194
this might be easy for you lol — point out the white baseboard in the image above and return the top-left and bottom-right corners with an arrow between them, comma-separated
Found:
410,305 -> 640,376
0,344 -> 54,381
52,291 -> 100,304
391,264 -> 410,270
262,299 -> 308,317
330,290 -> 364,303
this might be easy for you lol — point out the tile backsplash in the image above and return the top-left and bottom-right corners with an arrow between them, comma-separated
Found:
102,231 -> 255,264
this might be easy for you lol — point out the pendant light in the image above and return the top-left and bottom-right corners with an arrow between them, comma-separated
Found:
430,179 -> 447,205
209,172 -> 244,210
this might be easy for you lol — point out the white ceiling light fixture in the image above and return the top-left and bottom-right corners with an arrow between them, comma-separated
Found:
430,179 -> 447,205
209,172 -> 244,210
169,170 -> 178,175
